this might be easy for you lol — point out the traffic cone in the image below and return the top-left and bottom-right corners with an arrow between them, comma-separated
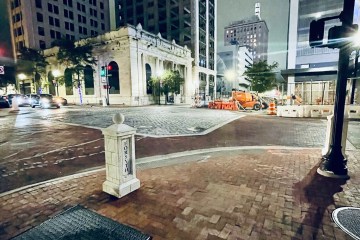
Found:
267,102 -> 276,115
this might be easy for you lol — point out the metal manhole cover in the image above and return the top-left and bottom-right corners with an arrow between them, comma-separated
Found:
12,205 -> 152,240
332,207 -> 360,240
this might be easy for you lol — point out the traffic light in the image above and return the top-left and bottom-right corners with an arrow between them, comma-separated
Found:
100,66 -> 106,77
107,65 -> 112,71
309,20 -> 325,47
327,24 -> 358,49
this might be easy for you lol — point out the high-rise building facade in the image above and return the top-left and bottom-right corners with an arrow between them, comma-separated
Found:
282,0 -> 359,104
224,15 -> 268,63
287,0 -> 342,70
7,0 -> 110,58
115,0 -> 217,98
217,45 -> 253,92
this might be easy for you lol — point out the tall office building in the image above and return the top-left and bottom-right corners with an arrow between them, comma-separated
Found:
282,0 -> 359,104
287,0 -> 342,70
115,0 -> 217,98
217,45 -> 253,92
223,4 -> 268,63
7,0 -> 110,58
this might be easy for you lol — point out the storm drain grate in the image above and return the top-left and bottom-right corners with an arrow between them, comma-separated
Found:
332,207 -> 360,240
12,205 -> 152,240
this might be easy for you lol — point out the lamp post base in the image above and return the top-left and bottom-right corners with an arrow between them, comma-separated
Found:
317,151 -> 349,179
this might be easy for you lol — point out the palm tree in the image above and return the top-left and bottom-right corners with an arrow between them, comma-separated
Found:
17,48 -> 48,93
55,39 -> 96,104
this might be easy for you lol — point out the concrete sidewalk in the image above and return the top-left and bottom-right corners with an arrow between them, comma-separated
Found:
1,147 -> 359,240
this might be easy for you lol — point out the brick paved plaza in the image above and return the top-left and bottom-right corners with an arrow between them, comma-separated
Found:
0,105 -> 360,239
0,148 -> 359,239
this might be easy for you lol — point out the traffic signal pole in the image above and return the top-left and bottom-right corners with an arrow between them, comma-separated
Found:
317,0 -> 355,179
106,64 -> 110,105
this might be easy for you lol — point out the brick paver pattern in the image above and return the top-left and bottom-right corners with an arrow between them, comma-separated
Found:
1,148 -> 359,240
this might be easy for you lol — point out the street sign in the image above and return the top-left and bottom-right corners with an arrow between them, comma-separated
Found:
0,66 -> 4,75
101,77 -> 106,83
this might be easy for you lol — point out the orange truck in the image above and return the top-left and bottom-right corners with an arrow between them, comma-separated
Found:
231,91 -> 265,110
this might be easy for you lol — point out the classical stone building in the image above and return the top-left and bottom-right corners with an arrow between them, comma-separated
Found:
44,24 -> 193,106
114,0 -> 217,100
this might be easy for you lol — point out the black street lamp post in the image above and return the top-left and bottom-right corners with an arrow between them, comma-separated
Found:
317,0 -> 355,178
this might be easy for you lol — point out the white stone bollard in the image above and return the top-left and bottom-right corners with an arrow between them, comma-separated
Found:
102,113 -> 140,198
322,114 -> 349,157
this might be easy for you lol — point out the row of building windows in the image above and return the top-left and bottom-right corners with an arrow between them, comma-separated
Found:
36,12 -> 103,30
226,26 -> 261,34
89,8 -> 98,17
13,26 -> 23,37
65,22 -> 75,31
63,0 -> 73,7
64,9 -> 74,19
49,16 -> 61,27
10,0 -> 21,9
50,29 -> 61,39
12,12 -> 22,23
48,3 -> 59,14
77,2 -> 86,12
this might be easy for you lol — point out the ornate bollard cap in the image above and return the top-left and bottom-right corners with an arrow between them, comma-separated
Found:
113,113 -> 125,124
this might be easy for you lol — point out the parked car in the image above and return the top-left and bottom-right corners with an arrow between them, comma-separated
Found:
26,94 -> 40,106
53,96 -> 68,106
0,95 -> 11,108
31,94 -> 60,109
7,94 -> 28,106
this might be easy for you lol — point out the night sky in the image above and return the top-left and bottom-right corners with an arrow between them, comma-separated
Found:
217,0 -> 290,69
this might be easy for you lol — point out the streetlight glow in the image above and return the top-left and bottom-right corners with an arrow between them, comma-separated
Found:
224,69 -> 236,81
353,30 -> 360,47
52,69 -> 61,78
18,73 -> 26,80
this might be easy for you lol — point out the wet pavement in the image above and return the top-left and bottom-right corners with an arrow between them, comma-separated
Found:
1,105 -> 360,239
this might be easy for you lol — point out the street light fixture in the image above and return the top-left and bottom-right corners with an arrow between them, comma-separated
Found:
52,69 -> 60,96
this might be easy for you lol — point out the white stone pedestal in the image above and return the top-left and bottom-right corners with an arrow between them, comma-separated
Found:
322,114 -> 349,157
102,113 -> 140,198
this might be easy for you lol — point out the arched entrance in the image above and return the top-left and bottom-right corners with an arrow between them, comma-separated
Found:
146,63 -> 152,94
108,61 -> 119,94
47,72 -> 56,95
84,65 -> 94,95
64,68 -> 73,95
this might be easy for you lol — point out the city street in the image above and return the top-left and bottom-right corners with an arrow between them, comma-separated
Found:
0,105 -> 359,193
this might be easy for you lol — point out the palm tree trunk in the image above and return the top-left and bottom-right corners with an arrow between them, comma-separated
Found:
77,72 -> 83,105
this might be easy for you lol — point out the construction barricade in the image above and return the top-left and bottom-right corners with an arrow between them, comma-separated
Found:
208,101 -> 239,111
267,102 -> 276,115
347,106 -> 360,119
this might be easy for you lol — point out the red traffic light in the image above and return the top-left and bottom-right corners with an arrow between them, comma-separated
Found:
107,65 -> 112,71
